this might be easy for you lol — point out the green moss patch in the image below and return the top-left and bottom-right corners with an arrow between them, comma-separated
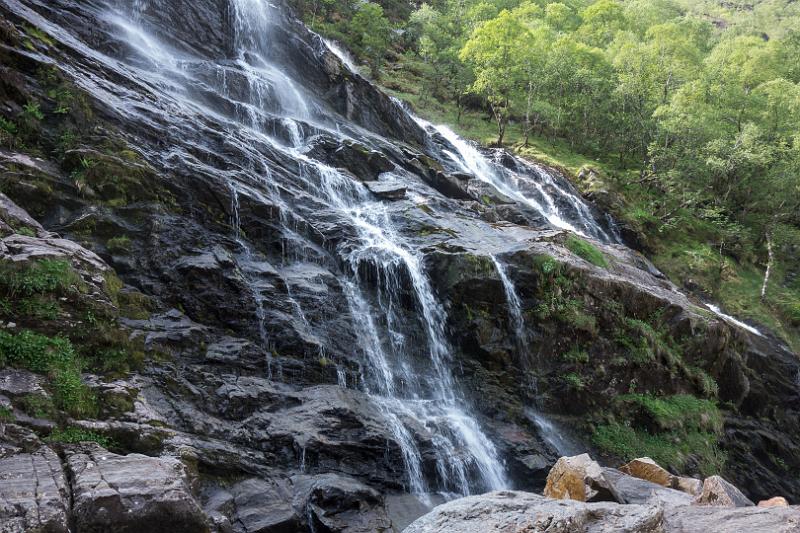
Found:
565,235 -> 608,269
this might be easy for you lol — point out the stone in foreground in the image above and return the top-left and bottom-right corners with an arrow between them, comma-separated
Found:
66,443 -> 209,533
403,491 -> 664,533
404,490 -> 800,533
693,475 -> 755,507
0,446 -> 70,533
543,453 -> 620,502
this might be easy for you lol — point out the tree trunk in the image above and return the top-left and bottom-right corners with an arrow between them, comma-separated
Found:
761,230 -> 774,302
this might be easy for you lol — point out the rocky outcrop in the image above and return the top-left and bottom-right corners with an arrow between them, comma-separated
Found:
405,490 -> 800,533
694,475 -> 755,507
65,444 -> 209,533
0,446 -> 70,533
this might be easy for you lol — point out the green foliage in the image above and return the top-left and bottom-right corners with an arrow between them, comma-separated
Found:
562,346 -> 589,363
593,422 -> 726,476
0,259 -> 79,296
0,330 -> 96,417
16,226 -> 36,237
22,101 -> 44,121
46,427 -> 113,447
374,0 -> 800,348
565,235 -> 608,268
0,405 -> 13,422
618,393 -> 722,433
595,392 -> 725,475
106,235 -> 132,253
564,372 -> 586,390
19,394 -> 57,419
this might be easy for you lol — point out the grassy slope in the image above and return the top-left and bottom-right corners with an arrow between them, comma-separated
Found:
380,58 -> 800,351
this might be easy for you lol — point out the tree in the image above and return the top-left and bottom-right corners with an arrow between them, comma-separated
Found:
349,2 -> 391,77
460,9 -> 530,145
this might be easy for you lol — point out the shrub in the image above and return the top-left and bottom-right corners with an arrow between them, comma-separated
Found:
562,346 -> 589,364
0,330 -> 96,417
0,259 -> 79,296
106,236 -> 132,253
565,235 -> 608,268
564,372 -> 586,390
46,427 -> 113,447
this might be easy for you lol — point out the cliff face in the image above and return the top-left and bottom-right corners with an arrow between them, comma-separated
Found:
0,0 -> 798,531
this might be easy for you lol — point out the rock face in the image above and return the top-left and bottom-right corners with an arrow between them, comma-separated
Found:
0,0 -> 799,530
66,444 -> 209,533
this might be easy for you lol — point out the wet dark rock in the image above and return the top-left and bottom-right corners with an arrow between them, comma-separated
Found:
364,181 -> 407,200
0,0 -> 799,530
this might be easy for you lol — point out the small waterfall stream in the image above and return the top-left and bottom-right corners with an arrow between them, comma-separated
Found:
491,255 -> 527,349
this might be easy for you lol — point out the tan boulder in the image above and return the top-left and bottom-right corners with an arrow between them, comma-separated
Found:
693,475 -> 754,507
672,476 -> 703,496
619,457 -> 702,497
544,454 -> 621,503
757,496 -> 789,507
619,457 -> 673,487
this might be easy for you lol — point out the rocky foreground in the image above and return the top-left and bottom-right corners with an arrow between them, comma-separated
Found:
405,454 -> 800,533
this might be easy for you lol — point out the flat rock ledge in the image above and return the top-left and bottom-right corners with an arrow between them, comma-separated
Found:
403,490 -> 800,533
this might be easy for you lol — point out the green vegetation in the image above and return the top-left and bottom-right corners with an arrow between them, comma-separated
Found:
46,426 -> 114,447
0,330 -> 95,417
565,235 -> 608,268
594,393 -> 726,476
106,235 -> 132,253
0,259 -> 79,296
0,405 -> 13,422
0,257 -> 147,426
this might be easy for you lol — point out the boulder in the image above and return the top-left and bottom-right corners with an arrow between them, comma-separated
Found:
664,504 -> 800,532
364,181 -> 407,200
618,457 -> 703,497
673,476 -> 704,497
0,446 -> 70,533
619,457 -> 673,487
758,496 -> 789,507
544,454 -> 621,503
693,475 -> 755,507
404,491 -> 665,533
66,443 -> 209,533
602,467 -> 693,508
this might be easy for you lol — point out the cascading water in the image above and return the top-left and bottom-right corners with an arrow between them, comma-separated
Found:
115,0 -> 508,500
410,115 -> 617,244
491,255 -> 527,348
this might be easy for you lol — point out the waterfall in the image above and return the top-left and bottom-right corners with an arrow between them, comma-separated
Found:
491,256 -> 527,348
50,0 -> 515,501
409,115 -> 616,244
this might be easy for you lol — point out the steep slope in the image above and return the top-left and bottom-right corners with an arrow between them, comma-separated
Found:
0,0 -> 798,531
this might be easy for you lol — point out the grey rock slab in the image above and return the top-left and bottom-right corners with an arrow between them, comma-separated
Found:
66,443 -> 209,533
403,491 -> 665,533
0,446 -> 70,533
